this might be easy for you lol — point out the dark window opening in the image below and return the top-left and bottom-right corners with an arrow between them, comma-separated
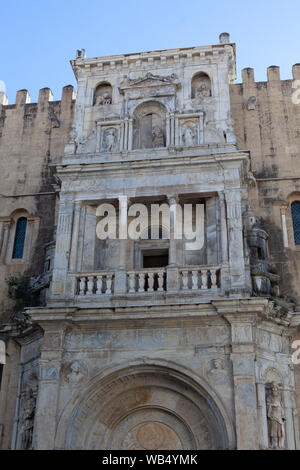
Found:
12,217 -> 27,259
292,201 -> 300,245
0,364 -> 3,389
143,252 -> 169,269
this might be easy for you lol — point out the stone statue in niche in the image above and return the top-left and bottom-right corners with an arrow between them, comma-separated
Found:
192,73 -> 212,100
195,83 -> 211,99
94,83 -> 112,106
96,92 -> 112,105
207,358 -> 226,385
21,388 -> 36,450
266,383 -> 286,449
104,128 -> 117,151
152,126 -> 164,148
182,126 -> 195,146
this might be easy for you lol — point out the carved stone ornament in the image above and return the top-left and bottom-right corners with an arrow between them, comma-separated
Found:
207,358 -> 226,385
63,360 -> 88,386
122,72 -> 178,87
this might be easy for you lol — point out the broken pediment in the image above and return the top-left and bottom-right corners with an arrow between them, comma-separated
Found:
119,72 -> 180,92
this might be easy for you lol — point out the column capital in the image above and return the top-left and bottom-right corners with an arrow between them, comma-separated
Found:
167,195 -> 179,206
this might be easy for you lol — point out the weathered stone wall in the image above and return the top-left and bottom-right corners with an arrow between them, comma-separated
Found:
230,67 -> 300,434
0,87 -> 74,448
230,65 -> 300,309
0,86 -> 75,323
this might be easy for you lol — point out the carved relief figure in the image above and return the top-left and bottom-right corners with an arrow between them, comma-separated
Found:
93,82 -> 112,106
152,126 -> 164,148
96,92 -> 112,105
225,112 -> 237,143
195,84 -> 211,99
182,126 -> 195,146
65,361 -> 87,385
208,358 -> 226,385
266,383 -> 286,449
21,388 -> 36,450
104,128 -> 116,151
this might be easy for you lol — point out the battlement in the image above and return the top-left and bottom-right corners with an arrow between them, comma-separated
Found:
239,63 -> 300,85
0,85 -> 75,108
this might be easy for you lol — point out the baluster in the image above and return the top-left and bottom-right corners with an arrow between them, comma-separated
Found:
181,270 -> 189,290
86,276 -> 94,295
157,271 -> 164,292
211,269 -> 217,289
128,273 -> 136,293
201,270 -> 208,289
148,272 -> 154,292
96,275 -> 103,295
138,273 -> 145,292
106,275 -> 113,294
192,270 -> 199,290
79,276 -> 86,296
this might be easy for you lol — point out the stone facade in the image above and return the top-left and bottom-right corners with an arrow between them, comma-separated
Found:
0,34 -> 300,450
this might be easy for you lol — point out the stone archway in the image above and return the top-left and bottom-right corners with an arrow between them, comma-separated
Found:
56,363 -> 234,450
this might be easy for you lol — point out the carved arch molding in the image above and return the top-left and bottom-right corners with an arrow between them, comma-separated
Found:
58,366 -> 231,450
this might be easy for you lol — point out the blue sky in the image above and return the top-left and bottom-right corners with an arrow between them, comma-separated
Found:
1,0 -> 300,103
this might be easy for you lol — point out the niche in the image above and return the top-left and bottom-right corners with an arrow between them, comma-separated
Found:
133,101 -> 167,149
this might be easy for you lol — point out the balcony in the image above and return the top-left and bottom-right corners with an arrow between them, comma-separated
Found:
74,265 -> 221,300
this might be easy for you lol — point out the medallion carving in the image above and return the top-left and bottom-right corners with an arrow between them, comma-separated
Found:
121,421 -> 182,450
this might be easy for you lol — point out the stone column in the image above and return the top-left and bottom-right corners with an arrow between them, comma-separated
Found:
128,118 -> 133,151
34,326 -> 66,450
167,196 -> 179,292
256,382 -> 269,449
124,117 -> 129,151
218,192 -> 228,263
114,196 -> 128,294
170,113 -> 175,146
69,201 -> 81,272
280,204 -> 289,248
0,219 -> 11,262
225,188 -> 246,292
51,197 -> 74,296
166,113 -> 170,147
168,196 -> 178,266
215,302 -> 260,450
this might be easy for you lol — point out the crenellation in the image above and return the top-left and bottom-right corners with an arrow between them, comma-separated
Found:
267,65 -> 281,83
293,63 -> 300,80
15,89 -> 30,106
242,67 -> 255,85
38,87 -> 53,105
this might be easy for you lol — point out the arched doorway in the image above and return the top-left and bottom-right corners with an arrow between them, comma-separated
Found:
56,363 -> 234,450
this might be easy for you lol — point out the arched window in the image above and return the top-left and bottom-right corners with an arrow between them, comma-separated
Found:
292,201 -> 300,245
12,217 -> 27,259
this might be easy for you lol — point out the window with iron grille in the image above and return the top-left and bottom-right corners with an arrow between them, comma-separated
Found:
12,217 -> 27,259
291,201 -> 300,245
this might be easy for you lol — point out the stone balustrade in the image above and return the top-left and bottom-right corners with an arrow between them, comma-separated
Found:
76,266 -> 220,296
127,268 -> 166,293
179,266 -> 220,291
77,272 -> 114,295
